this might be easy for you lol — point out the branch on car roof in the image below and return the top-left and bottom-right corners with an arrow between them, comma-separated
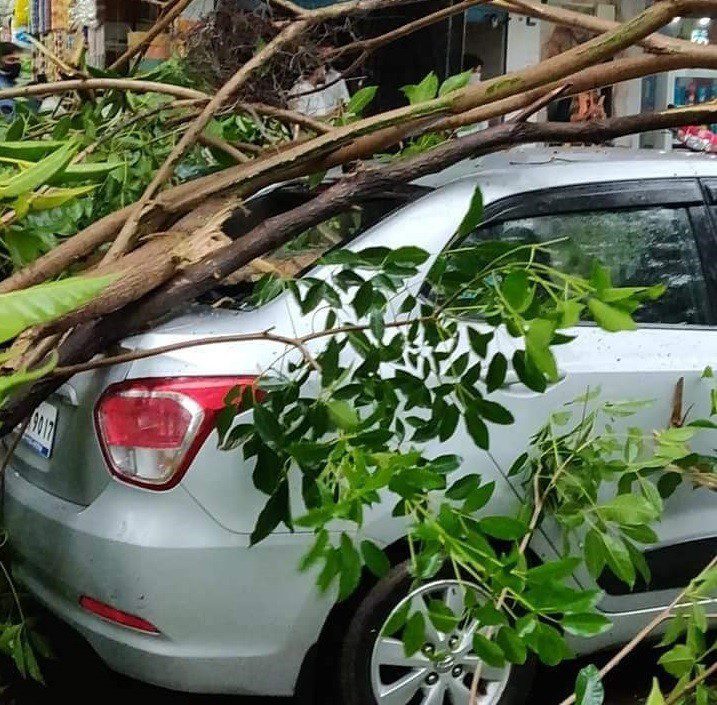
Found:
0,0 -> 703,295
99,0 -> 691,264
2,102 -> 717,432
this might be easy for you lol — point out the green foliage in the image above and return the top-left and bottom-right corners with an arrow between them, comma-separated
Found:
401,72 -> 440,105
214,186 -> 715,681
0,274 -> 116,408
652,564 -> 717,705
575,665 -> 604,705
0,274 -> 116,344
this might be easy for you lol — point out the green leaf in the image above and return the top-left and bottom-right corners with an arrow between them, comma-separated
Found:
0,140 -> 77,198
361,540 -> 390,578
338,533 -> 362,600
587,299 -> 636,332
465,405 -> 489,449
439,403 -> 460,441
478,516 -> 526,541
561,613 -> 612,637
250,479 -> 291,545
575,664 -> 604,705
646,678 -> 665,705
472,633 -> 505,667
602,534 -> 635,587
0,274 -> 116,343
526,557 -> 581,583
326,399 -> 360,430
657,644 -> 694,678
496,626 -> 527,665
621,524 -> 659,544
49,161 -> 121,185
387,246 -> 430,267
446,474 -> 480,500
508,452 -> 528,477
502,270 -> 533,312
370,309 -> 385,341
0,139 -> 66,161
438,70 -> 473,97
584,529 -> 606,579
486,353 -> 508,393
252,404 -> 283,447
401,72 -> 439,105
427,599 -> 461,633
473,602 -> 507,627
526,623 -> 572,666
456,187 -> 484,238
299,530 -> 329,571
26,184 -> 96,212
383,601 -> 411,636
352,281 -> 374,318
525,318 -> 559,381
346,85 -> 378,114
403,611 -> 426,656
596,495 -> 659,525
512,349 -> 546,392
463,481 -> 495,513
474,399 -> 513,425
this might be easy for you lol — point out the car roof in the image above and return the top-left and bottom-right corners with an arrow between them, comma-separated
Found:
414,146 -> 717,204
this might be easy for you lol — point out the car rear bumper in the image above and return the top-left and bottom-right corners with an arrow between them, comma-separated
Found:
4,468 -> 333,695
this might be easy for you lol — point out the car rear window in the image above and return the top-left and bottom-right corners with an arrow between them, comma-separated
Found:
199,182 -> 425,310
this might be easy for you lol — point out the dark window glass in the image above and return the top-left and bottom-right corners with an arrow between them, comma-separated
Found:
461,206 -> 709,325
200,184 -> 423,309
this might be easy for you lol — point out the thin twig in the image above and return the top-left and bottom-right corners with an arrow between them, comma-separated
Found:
664,660 -> 717,705
238,101 -> 333,134
557,556 -> 717,705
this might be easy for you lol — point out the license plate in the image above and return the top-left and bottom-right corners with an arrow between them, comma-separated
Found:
22,402 -> 58,458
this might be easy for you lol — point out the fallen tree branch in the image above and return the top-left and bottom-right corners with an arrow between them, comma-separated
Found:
102,19 -> 311,264
3,104 -> 717,431
100,0 -> 690,264
0,78 -> 209,102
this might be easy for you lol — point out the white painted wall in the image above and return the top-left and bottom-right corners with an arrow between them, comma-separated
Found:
506,13 -> 541,73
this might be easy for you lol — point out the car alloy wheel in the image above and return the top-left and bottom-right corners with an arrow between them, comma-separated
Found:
370,579 -> 511,705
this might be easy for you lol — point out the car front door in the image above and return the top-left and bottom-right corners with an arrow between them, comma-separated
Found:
441,177 -> 717,627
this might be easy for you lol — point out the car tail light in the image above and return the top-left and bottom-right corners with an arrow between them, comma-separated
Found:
79,595 -> 160,634
95,376 -> 255,490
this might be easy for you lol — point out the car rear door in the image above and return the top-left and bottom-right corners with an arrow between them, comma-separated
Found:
446,177 -> 717,614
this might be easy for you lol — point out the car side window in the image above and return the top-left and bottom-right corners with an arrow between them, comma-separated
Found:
464,206 -> 710,326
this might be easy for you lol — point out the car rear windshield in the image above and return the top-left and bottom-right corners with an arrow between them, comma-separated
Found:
199,182 -> 427,310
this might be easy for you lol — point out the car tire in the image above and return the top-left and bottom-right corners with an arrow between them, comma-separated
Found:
337,562 -> 536,705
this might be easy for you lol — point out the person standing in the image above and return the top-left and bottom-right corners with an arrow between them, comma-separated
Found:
0,42 -> 25,121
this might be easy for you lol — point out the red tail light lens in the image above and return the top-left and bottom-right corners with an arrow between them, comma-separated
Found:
79,595 -> 160,634
95,377 -> 255,490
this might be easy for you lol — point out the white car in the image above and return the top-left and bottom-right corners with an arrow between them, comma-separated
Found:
4,148 -> 717,705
